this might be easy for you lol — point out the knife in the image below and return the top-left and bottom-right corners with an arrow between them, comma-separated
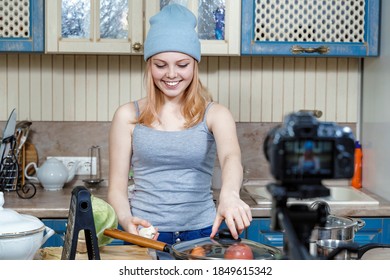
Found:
0,109 -> 17,173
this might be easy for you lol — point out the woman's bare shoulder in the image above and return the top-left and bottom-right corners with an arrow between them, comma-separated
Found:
208,102 -> 233,119
206,102 -> 235,129
113,99 -> 145,123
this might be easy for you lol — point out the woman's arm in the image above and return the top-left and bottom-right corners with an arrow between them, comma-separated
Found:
107,102 -> 151,234
207,103 -> 252,239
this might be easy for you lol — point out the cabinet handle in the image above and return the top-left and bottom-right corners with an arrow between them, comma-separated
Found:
291,45 -> 329,55
298,109 -> 323,118
132,42 -> 143,52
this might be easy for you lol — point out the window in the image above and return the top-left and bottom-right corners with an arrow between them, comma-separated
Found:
46,0 -> 145,54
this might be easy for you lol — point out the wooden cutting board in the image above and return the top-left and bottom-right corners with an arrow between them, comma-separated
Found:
24,141 -> 38,175
36,246 -> 156,260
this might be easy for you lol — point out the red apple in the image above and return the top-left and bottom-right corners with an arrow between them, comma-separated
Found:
224,243 -> 254,260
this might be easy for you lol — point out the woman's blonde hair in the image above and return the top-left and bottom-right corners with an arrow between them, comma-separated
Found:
138,59 -> 212,128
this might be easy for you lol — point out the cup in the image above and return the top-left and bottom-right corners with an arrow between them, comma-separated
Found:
83,145 -> 103,187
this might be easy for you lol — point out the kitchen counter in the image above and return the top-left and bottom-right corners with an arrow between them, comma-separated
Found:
242,181 -> 390,217
2,181 -> 109,218
3,180 -> 390,218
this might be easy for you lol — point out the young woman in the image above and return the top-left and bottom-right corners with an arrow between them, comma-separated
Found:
108,4 -> 251,245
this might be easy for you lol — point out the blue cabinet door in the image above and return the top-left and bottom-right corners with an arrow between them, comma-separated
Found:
42,219 -> 68,247
246,218 -> 284,248
0,0 -> 44,52
246,217 -> 390,249
354,218 -> 388,245
383,218 -> 390,244
241,0 -> 380,57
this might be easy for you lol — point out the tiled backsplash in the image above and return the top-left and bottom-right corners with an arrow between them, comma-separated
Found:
2,121 -> 355,185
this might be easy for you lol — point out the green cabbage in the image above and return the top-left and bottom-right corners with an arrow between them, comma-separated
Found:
91,195 -> 118,247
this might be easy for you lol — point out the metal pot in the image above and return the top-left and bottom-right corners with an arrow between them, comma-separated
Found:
0,192 -> 54,259
309,214 -> 365,256
104,228 -> 282,260
312,215 -> 365,241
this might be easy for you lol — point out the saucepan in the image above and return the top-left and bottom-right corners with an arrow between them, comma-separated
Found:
312,215 -> 366,241
104,228 -> 282,260
317,239 -> 390,260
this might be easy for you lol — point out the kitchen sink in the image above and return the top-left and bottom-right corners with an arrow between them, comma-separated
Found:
243,184 -> 379,206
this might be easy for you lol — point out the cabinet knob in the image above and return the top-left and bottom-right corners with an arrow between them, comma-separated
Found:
132,42 -> 143,52
291,45 -> 329,55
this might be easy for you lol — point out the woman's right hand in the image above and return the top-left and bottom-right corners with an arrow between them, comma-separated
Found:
125,216 -> 152,235
123,216 -> 159,240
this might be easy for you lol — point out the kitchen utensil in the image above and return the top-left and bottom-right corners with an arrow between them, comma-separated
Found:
317,239 -> 390,260
309,201 -> 366,255
312,215 -> 365,241
83,145 -> 104,187
61,186 -> 101,260
0,135 -> 19,191
0,192 -> 54,259
104,228 -> 282,260
13,130 -> 37,198
14,120 -> 32,158
24,141 -> 38,176
24,157 -> 80,191
16,182 -> 37,199
0,109 -> 17,174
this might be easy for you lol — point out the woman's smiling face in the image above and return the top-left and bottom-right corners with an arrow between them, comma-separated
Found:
150,52 -> 195,99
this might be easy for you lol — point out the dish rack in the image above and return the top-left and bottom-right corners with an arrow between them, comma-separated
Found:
0,135 -> 36,198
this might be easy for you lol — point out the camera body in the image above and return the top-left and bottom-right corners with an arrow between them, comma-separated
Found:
263,112 -> 355,185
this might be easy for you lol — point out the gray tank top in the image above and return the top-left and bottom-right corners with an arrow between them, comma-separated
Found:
130,101 -> 217,231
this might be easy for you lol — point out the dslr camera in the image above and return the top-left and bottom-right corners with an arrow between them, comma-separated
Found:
263,112 -> 355,185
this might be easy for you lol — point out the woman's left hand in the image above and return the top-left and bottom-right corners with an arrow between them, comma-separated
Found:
210,191 -> 252,239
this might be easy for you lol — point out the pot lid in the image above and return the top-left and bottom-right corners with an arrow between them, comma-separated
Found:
0,192 -> 45,237
172,229 -> 282,260
321,215 -> 357,229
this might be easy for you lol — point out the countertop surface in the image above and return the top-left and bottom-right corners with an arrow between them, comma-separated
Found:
242,181 -> 390,218
3,179 -> 390,218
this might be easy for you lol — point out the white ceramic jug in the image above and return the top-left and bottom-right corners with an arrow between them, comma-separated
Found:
24,158 -> 79,191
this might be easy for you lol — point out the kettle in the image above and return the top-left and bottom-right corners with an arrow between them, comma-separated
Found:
24,158 -> 80,191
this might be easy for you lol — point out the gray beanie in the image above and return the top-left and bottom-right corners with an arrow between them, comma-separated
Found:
144,4 -> 201,62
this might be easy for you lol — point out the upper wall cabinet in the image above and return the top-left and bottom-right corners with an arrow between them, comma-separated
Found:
46,0 -> 157,54
159,0 -> 241,55
241,0 -> 380,57
46,0 -> 241,55
0,0 -> 44,52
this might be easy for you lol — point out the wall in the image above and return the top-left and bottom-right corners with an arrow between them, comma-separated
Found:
0,54 -> 360,123
362,1 -> 390,200
0,54 -> 359,182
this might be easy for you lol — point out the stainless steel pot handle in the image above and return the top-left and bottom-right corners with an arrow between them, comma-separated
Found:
309,200 -> 330,217
353,218 -> 366,231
